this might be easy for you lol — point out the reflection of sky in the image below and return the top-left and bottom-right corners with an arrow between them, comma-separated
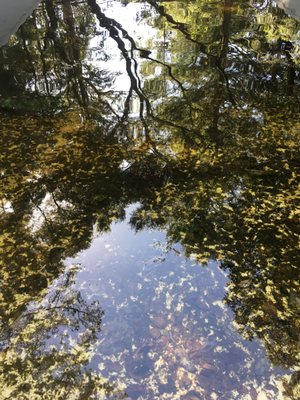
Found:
0,0 -> 41,46
89,1 -> 156,92
1,0 -> 295,398
63,206 -> 288,400
275,0 -> 300,20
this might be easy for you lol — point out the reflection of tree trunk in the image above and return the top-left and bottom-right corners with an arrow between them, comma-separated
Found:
61,0 -> 78,62
287,62 -> 296,94
44,0 -> 89,109
44,0 -> 70,63
32,12 -> 50,95
45,0 -> 58,31
209,0 -> 234,146
285,44 -> 296,95
220,0 -> 233,67
62,0 -> 89,108
216,0 -> 235,105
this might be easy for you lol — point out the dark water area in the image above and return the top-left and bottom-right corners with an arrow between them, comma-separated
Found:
0,1 -> 299,399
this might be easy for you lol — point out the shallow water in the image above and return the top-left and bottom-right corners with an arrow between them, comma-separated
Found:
0,1 -> 299,399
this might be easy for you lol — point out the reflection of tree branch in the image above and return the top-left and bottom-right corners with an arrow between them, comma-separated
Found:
83,78 -> 121,119
87,0 -> 150,113
120,87 -> 133,124
145,54 -> 188,97
50,191 -> 67,215
28,193 -> 53,228
32,11 -> 51,96
87,0 -> 157,144
87,0 -> 205,148
87,0 -> 193,137
21,305 -> 99,320
215,0 -> 237,106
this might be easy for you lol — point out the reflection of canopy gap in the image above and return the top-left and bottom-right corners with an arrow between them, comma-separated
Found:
87,0 -> 148,104
86,0 -> 202,144
87,0 -> 191,131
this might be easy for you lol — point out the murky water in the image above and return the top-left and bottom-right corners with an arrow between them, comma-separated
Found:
0,1 -> 299,399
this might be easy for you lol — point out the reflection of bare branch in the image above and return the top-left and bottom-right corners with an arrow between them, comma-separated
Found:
87,0 -> 195,140
215,0 -> 237,106
13,305 -> 99,323
87,0 -> 150,113
28,193 -> 52,227
50,191 -> 67,215
83,78 -> 121,119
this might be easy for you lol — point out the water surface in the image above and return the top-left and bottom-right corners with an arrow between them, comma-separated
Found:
0,1 -> 299,399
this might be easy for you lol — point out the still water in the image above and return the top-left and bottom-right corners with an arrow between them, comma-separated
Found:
0,1 -> 299,399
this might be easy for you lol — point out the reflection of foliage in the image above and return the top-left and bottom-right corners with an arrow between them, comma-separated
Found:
133,2 -> 300,398
127,108 -> 299,398
0,0 -> 299,399
222,258 -> 300,400
0,267 -> 126,400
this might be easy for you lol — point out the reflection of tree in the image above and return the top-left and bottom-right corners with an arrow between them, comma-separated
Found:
0,0 -> 299,399
140,0 -> 300,149
0,0 -> 117,121
130,2 -> 300,397
0,267 -> 126,400
222,257 -> 300,399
